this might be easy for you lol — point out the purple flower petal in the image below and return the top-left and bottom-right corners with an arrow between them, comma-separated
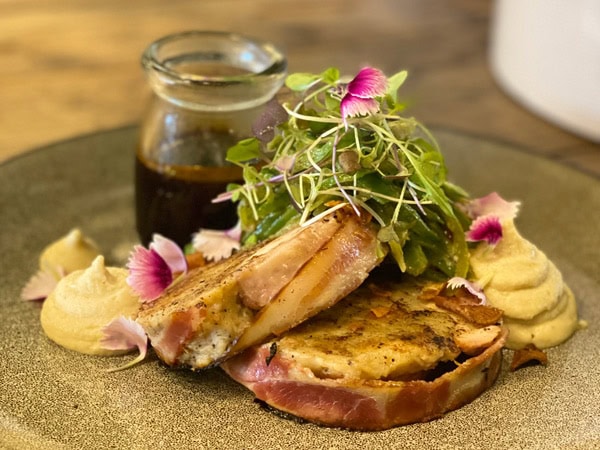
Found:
274,155 -> 296,173
225,220 -> 242,242
149,234 -> 187,275
100,316 -> 149,372
192,221 -> 242,262
251,97 -> 288,143
212,191 -> 234,203
126,245 -> 173,302
467,192 -> 520,221
347,67 -> 387,99
100,316 -> 147,352
340,67 -> 388,127
466,215 -> 503,245
20,269 -> 60,301
446,277 -> 487,305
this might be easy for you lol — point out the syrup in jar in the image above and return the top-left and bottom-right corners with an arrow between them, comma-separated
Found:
136,31 -> 286,246
135,133 -> 242,248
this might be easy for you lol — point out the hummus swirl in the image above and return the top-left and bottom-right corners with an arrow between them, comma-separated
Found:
470,220 -> 580,349
40,255 -> 139,355
40,228 -> 101,277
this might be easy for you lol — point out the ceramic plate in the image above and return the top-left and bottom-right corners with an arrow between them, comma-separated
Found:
1,127 -> 598,449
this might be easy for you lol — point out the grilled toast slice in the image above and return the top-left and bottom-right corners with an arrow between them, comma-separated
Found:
222,279 -> 507,430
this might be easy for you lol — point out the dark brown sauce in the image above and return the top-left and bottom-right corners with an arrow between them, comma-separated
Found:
135,149 -> 242,248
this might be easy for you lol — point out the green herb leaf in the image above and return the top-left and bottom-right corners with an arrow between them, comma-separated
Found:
226,138 -> 261,163
285,73 -> 320,91
386,70 -> 408,102
321,67 -> 340,85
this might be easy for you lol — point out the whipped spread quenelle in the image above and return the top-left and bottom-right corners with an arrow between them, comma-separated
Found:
41,255 -> 139,356
470,220 -> 583,350
39,228 -> 101,278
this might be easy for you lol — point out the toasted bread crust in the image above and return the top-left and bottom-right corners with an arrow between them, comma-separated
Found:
222,281 -> 507,430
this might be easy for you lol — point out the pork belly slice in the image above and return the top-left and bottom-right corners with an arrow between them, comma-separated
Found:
237,213 -> 344,310
230,214 -> 382,354
221,281 -> 507,430
136,246 -> 253,368
136,209 -> 381,369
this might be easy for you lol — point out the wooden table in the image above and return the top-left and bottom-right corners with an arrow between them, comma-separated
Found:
2,0 -> 599,176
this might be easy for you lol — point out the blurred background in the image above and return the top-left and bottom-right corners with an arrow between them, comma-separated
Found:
1,0 -> 598,175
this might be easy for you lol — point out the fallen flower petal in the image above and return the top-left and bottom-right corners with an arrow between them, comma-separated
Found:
100,316 -> 148,372
126,245 -> 173,302
446,277 -> 487,305
466,215 -> 503,246
467,192 -> 520,221
149,234 -> 187,276
20,269 -> 61,301
101,316 -> 147,351
192,221 -> 242,262
21,266 -> 67,301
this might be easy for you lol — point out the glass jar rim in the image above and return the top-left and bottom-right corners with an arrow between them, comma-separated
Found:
141,30 -> 287,84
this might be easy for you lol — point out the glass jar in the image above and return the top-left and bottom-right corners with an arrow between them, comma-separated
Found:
136,31 -> 287,247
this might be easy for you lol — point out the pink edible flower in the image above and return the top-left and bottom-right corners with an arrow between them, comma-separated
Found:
446,277 -> 487,305
464,192 -> 520,246
340,67 -> 387,127
466,192 -> 520,222
100,316 -> 149,372
192,221 -> 242,262
150,234 -> 187,275
126,234 -> 187,302
466,215 -> 503,246
347,67 -> 388,98
20,268 -> 63,301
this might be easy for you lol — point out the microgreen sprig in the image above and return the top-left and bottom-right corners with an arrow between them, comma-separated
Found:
224,67 -> 470,278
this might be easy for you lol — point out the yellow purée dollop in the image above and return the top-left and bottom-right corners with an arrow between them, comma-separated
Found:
39,228 -> 101,277
41,255 -> 139,356
469,220 -> 582,350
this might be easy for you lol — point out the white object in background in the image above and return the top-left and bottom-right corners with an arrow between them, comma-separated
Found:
490,0 -> 600,142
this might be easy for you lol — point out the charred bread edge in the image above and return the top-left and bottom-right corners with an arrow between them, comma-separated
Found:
221,327 -> 508,431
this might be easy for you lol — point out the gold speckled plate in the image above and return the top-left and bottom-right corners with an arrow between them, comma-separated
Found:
1,127 -> 598,449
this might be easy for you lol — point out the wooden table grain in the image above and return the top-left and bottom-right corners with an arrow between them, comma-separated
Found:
1,0 -> 599,176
